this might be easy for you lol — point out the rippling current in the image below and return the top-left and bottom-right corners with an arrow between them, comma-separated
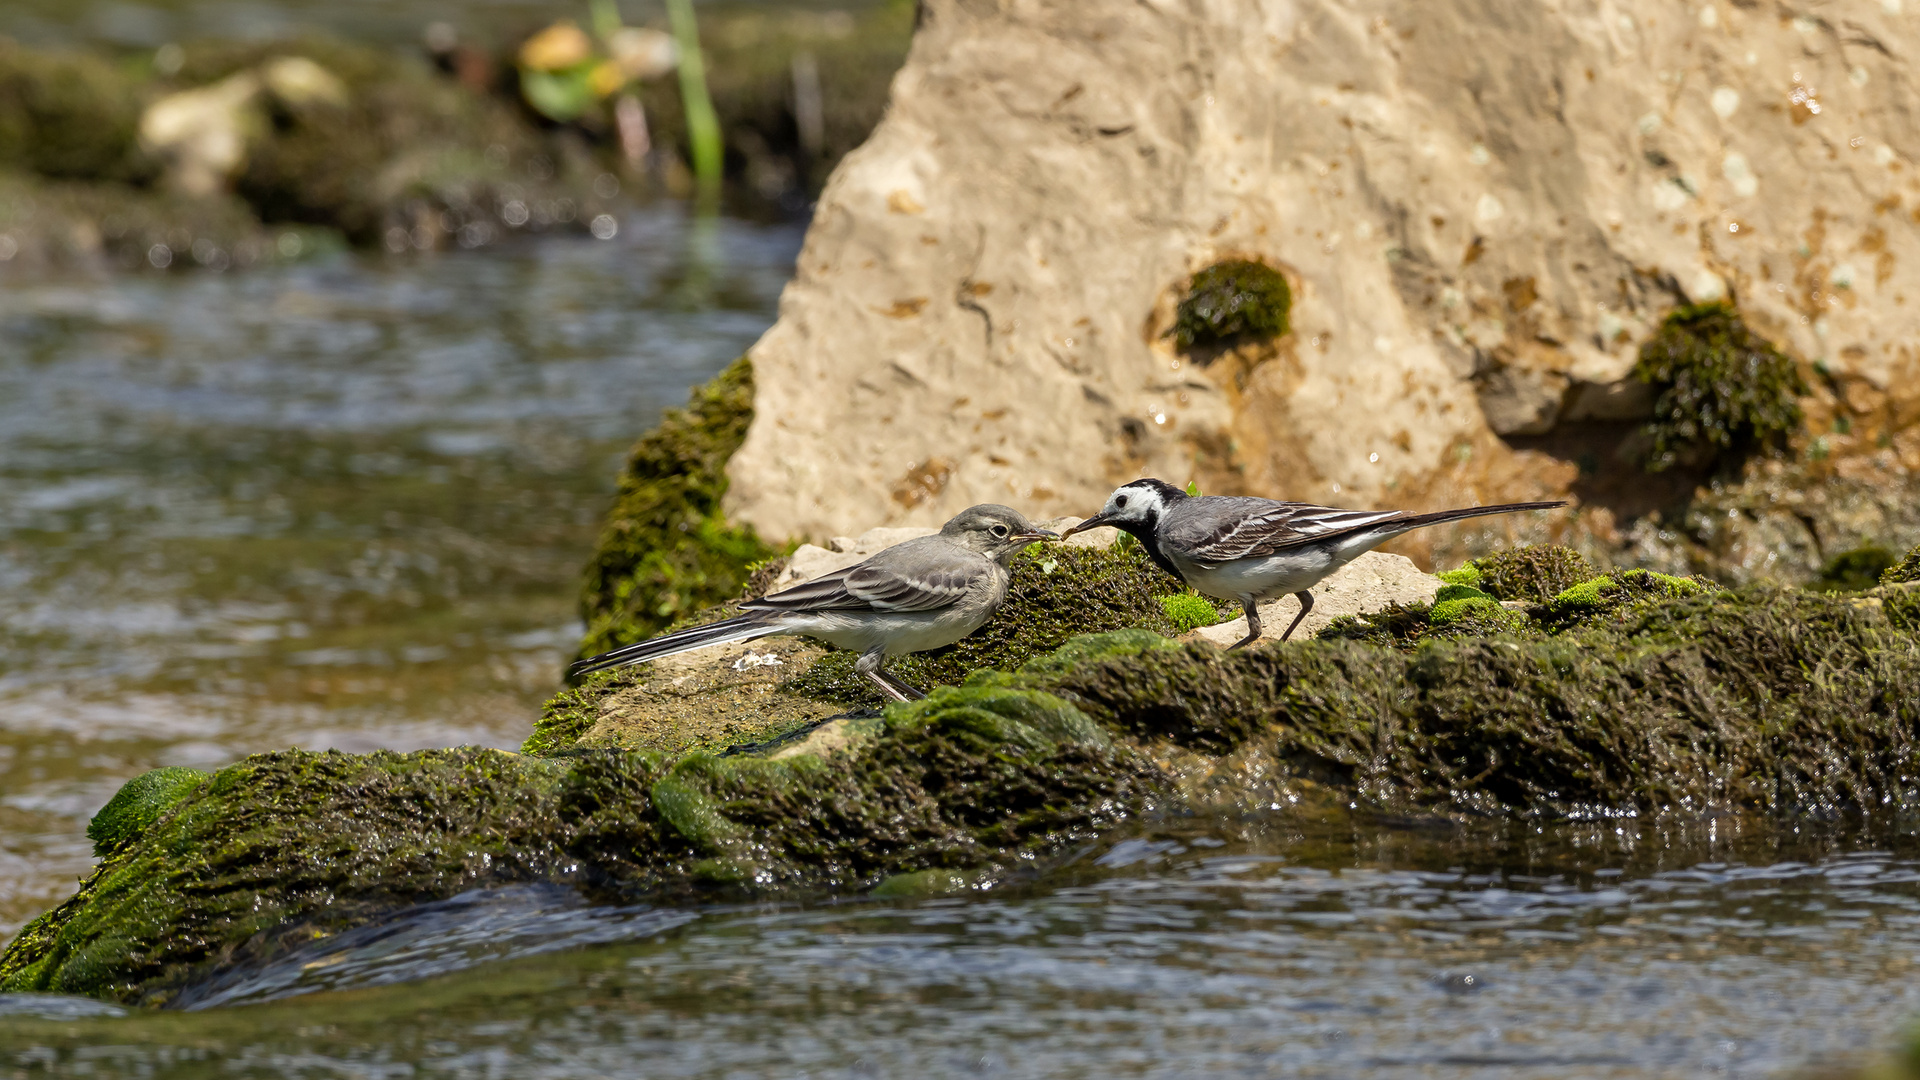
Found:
2,207 -> 1919,1079
7,815 -> 1920,1077
0,208 -> 804,938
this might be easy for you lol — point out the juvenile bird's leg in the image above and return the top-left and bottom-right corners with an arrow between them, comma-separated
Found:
1227,599 -> 1263,651
856,649 -> 911,704
1277,590 -> 1315,641
878,667 -> 927,701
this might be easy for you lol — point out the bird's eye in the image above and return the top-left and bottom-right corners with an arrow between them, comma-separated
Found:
991,524 -> 1009,538
1115,495 -> 1129,508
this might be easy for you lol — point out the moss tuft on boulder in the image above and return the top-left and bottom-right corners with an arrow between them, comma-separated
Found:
1170,259 -> 1291,348
1634,302 -> 1808,473
85,767 -> 208,858
1884,544 -> 1920,587
1812,545 -> 1901,594
575,356 -> 776,665
1470,545 -> 1596,603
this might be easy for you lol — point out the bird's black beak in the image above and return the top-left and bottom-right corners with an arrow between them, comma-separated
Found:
1012,527 -> 1058,543
1058,511 -> 1114,540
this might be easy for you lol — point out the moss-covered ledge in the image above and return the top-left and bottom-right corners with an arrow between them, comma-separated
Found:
10,548 -> 1920,1006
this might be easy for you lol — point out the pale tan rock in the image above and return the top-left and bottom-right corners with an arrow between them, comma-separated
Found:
1187,551 -> 1441,647
722,0 -> 1920,564
576,634 -> 845,755
138,73 -> 264,196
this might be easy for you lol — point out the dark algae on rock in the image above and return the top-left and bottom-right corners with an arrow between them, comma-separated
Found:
1170,259 -> 1292,349
1634,302 -> 1808,473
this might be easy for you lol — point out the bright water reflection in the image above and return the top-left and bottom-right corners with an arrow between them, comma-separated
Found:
3,815 -> 1918,1077
0,208 -> 805,937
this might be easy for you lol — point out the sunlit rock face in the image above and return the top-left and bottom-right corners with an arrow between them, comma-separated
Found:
723,0 -> 1919,567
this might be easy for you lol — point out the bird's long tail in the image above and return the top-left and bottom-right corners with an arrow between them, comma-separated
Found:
1388,500 -> 1566,533
569,613 -> 781,678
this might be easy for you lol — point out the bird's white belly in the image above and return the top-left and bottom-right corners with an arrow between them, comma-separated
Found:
1172,532 -> 1387,602
787,608 -> 989,657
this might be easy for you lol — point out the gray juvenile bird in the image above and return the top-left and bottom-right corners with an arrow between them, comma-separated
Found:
569,504 -> 1056,702
1062,479 -> 1564,648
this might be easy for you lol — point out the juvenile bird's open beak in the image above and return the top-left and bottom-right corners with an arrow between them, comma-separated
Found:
1057,512 -> 1114,540
1013,527 -> 1058,543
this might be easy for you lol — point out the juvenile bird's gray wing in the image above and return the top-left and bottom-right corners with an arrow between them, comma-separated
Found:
744,538 -> 990,613
1164,497 -> 1407,563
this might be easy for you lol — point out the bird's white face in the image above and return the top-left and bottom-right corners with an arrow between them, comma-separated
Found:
1060,478 -> 1187,540
1096,482 -> 1169,528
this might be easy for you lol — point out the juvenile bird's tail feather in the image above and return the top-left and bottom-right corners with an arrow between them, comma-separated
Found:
569,614 -> 780,677
1386,500 -> 1566,534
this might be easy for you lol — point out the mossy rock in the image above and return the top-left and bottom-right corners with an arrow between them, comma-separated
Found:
1634,302 -> 1807,472
575,356 -> 776,664
1170,259 -> 1292,348
12,579 -> 1920,1006
2,673 -> 1164,1005
85,768 -> 208,858
0,41 -> 150,182
1884,544 -> 1920,587
1812,545 -> 1901,594
1469,545 -> 1596,603
1541,568 -> 1716,623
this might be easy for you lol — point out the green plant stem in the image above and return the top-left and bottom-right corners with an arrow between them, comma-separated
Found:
663,0 -> 723,207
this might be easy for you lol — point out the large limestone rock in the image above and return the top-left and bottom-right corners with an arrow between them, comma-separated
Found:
723,0 -> 1920,564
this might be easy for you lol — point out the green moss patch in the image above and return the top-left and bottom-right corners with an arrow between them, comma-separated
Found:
1634,302 -> 1807,472
86,768 -> 208,858
1158,592 -> 1222,633
1471,546 -> 1596,603
574,356 -> 775,665
1170,259 -> 1292,349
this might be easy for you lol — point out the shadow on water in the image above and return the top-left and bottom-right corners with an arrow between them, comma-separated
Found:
4,809 -> 1920,1077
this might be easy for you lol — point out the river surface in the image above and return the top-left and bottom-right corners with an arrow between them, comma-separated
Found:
0,207 -> 805,940
6,813 -> 1920,1078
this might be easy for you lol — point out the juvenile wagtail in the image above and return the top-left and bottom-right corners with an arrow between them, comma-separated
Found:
569,504 -> 1056,702
1062,479 -> 1563,648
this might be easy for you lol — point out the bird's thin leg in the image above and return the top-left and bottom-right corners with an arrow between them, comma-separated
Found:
878,667 -> 927,701
857,651 -> 910,704
1277,590 -> 1315,641
1226,599 -> 1263,651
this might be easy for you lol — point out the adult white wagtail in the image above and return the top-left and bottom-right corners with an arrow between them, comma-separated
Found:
569,505 -> 1056,702
1061,479 -> 1564,648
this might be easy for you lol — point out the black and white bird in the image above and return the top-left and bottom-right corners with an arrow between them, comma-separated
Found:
1061,479 -> 1564,648
569,504 -> 1056,702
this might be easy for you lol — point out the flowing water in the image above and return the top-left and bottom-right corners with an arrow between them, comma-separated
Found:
0,207 -> 805,939
6,813 -> 1920,1077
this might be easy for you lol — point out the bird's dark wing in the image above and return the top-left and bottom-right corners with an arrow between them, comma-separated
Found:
1163,497 -> 1407,563
743,539 -> 990,613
